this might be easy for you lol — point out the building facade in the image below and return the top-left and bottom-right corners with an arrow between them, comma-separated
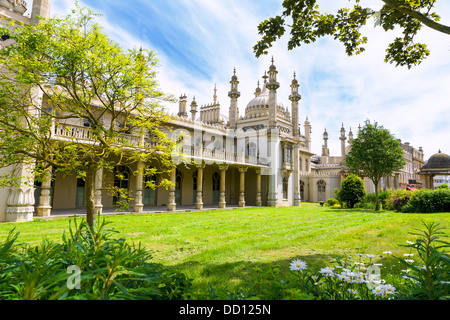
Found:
0,0 -> 428,223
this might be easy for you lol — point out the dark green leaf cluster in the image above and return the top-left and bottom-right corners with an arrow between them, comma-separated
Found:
336,174 -> 366,208
345,121 -> 405,183
344,121 -> 405,210
403,189 -> 450,213
0,216 -> 192,300
254,0 -> 448,68
397,222 -> 449,300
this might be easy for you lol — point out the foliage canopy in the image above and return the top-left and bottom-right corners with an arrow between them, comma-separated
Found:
0,5 -> 175,226
254,0 -> 450,68
344,121 -> 405,210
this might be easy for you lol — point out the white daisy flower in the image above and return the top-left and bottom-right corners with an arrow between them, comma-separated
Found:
348,289 -> 357,295
319,267 -> 334,276
290,259 -> 308,271
372,286 -> 385,296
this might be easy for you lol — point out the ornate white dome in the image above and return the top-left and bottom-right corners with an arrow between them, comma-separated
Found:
244,82 -> 289,121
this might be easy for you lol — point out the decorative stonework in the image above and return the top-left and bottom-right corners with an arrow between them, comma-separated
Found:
0,0 -> 27,14
6,186 -> 34,222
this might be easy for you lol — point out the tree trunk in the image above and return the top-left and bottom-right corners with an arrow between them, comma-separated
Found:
374,179 -> 380,211
85,168 -> 97,228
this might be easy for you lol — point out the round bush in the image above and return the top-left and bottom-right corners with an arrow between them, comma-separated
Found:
337,174 -> 366,208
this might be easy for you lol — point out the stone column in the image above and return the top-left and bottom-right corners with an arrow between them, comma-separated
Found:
6,162 -> 35,222
133,162 -> 144,213
36,166 -> 52,217
293,147 -> 301,206
167,168 -> 176,211
255,168 -> 262,207
239,167 -> 247,207
267,130 -> 278,207
196,164 -> 204,210
94,168 -> 103,215
218,165 -> 228,208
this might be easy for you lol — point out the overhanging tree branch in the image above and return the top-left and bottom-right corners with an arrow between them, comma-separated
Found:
382,0 -> 450,35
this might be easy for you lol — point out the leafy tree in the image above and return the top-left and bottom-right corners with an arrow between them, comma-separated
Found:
337,174 -> 366,208
344,121 -> 405,210
0,6 -> 175,227
254,0 -> 449,68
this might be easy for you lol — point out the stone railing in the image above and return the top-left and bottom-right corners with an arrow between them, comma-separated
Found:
177,145 -> 263,165
53,124 -> 266,166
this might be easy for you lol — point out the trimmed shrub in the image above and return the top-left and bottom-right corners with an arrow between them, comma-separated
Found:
403,189 -> 450,213
326,198 -> 340,207
337,174 -> 366,208
385,189 -> 413,211
364,190 -> 390,209
437,183 -> 449,190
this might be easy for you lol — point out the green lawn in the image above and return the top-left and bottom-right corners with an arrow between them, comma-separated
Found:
1,203 -> 449,290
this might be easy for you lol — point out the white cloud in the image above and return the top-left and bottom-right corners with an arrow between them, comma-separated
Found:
25,0 -> 450,159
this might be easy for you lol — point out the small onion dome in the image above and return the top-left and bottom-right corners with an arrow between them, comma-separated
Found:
422,150 -> 450,170
245,82 -> 284,116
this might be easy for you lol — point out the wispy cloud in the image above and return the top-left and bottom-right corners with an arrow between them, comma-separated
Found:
26,0 -> 450,159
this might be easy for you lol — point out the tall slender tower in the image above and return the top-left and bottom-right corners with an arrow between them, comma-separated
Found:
228,68 -> 240,130
31,0 -> 52,26
340,123 -> 346,157
304,117 -> 311,151
178,94 -> 188,118
266,57 -> 279,130
289,72 -> 301,138
190,97 -> 198,121
321,129 -> 329,164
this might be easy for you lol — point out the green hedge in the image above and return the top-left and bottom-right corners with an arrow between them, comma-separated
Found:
403,189 -> 450,213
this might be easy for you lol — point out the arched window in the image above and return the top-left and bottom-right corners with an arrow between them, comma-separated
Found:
76,178 -> 86,206
283,178 -> 289,200
317,180 -> 326,202
175,169 -> 182,204
246,142 -> 257,157
212,172 -> 220,203
193,170 -> 198,203
300,180 -> 305,200
114,166 -> 130,205
144,172 -> 157,206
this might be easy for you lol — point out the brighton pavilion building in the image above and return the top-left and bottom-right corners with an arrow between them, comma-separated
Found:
0,0 -> 433,223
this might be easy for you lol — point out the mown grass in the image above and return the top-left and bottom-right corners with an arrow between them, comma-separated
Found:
0,203 -> 448,290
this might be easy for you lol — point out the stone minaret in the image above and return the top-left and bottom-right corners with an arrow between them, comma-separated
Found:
266,57 -> 279,130
190,97 -> 197,121
177,94 -> 188,118
289,72 -> 301,138
254,81 -> 261,97
228,68 -> 240,130
321,129 -> 329,164
340,123 -> 346,157
31,0 -> 52,26
304,117 -> 311,151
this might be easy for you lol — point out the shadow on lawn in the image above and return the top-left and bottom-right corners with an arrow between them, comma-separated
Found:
163,253 -> 341,290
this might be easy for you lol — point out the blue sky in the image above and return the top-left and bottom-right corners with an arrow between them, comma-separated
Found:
25,0 -> 450,159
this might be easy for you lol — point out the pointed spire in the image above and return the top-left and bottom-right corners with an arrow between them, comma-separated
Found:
254,80 -> 261,97
213,84 -> 217,104
262,71 -> 268,84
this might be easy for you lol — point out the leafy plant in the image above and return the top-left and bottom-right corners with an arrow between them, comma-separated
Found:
0,215 -> 192,300
336,174 -> 366,208
396,222 -> 449,300
403,189 -> 450,213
